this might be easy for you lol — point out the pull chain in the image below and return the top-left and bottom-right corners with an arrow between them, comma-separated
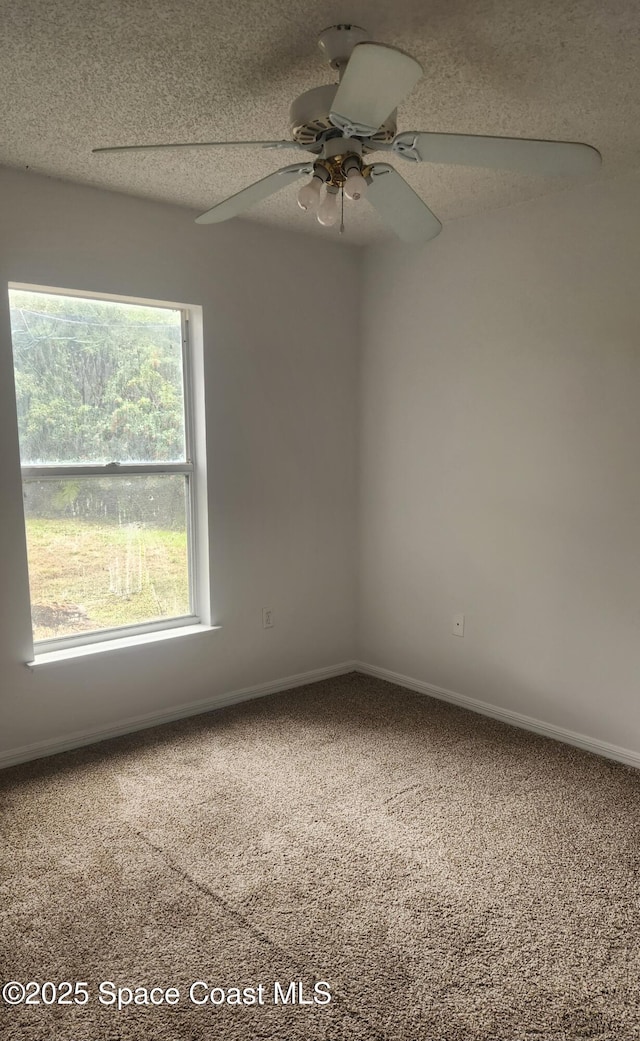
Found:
340,184 -> 345,235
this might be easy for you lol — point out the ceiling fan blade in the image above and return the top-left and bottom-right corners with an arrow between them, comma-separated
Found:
195,162 -> 313,224
93,140 -> 303,154
366,164 -> 442,244
330,43 -> 422,137
392,131 -> 602,176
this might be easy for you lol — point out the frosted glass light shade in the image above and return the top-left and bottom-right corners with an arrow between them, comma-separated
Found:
317,189 -> 339,226
297,177 -> 322,211
344,168 -> 368,201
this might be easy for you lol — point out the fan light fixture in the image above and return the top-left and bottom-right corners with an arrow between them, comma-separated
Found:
92,24 -> 602,245
296,155 -> 368,224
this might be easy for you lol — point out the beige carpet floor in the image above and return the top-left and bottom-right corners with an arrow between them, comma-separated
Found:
1,672 -> 640,1041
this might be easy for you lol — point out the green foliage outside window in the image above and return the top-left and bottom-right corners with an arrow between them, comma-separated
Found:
10,290 -> 185,466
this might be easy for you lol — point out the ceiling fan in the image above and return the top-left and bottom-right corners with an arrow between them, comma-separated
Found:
93,24 -> 602,244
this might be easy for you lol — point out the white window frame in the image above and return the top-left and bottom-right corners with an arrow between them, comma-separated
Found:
10,282 -> 210,657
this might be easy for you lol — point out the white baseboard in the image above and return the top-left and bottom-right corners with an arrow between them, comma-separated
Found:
354,661 -> 640,771
5,658 -> 638,774
0,660 -> 358,770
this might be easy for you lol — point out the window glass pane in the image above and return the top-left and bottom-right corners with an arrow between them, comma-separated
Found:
23,476 -> 191,641
9,290 -> 186,465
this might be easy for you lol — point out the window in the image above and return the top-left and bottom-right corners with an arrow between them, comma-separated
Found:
9,284 -> 205,654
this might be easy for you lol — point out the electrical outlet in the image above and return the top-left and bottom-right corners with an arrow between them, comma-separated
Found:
452,613 -> 465,637
262,607 -> 274,629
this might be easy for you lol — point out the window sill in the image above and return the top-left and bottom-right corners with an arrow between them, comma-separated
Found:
26,623 -> 220,668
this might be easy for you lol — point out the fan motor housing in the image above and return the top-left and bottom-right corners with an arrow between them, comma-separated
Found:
289,85 -> 396,150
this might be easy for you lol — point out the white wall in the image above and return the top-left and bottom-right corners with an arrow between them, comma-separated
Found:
359,172 -> 640,753
3,163 -> 640,768
0,167 -> 358,762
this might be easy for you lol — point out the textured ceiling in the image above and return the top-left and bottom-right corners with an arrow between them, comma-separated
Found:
2,0 -> 639,244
